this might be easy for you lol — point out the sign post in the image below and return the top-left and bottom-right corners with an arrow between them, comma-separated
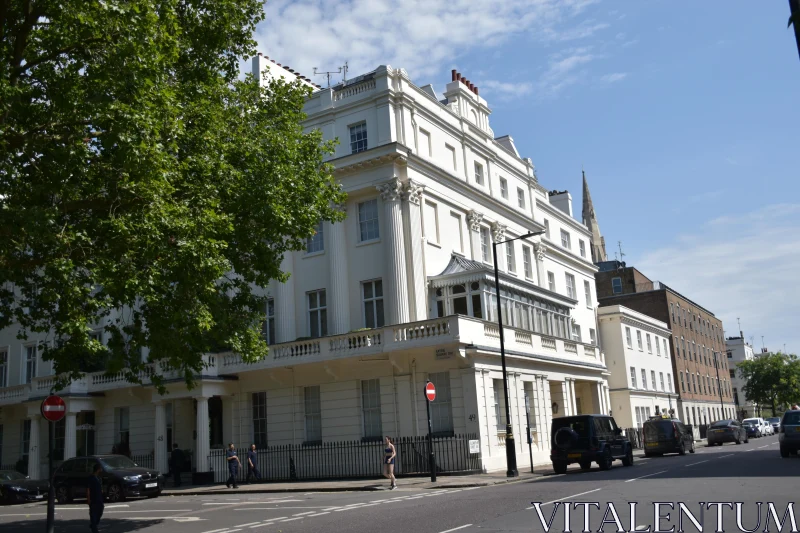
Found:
424,381 -> 436,482
41,395 -> 66,533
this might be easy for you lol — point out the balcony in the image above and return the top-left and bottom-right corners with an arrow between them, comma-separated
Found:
0,316 -> 604,403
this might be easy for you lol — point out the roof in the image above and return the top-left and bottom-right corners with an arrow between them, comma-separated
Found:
435,254 -> 485,276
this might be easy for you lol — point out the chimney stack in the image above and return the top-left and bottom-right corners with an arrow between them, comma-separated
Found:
460,76 -> 466,84
451,69 -> 457,82
474,86 -> 479,95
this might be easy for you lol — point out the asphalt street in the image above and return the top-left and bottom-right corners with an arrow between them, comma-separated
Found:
1,435 -> 797,533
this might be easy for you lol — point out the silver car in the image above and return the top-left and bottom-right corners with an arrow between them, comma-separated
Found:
766,417 -> 781,432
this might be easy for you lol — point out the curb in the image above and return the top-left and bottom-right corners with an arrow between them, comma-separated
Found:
162,486 -> 385,496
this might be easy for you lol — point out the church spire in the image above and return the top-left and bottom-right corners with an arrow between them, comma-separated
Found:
582,170 -> 608,263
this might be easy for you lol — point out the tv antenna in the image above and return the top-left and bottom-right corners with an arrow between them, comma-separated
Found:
313,62 -> 349,88
617,241 -> 626,261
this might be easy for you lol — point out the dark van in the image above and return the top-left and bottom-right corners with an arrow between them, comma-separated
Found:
642,417 -> 695,456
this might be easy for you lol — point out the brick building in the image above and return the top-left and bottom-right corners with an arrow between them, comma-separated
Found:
596,261 -> 736,426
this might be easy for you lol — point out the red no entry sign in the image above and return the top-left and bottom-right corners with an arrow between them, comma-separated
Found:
41,395 -> 66,422
425,381 -> 436,402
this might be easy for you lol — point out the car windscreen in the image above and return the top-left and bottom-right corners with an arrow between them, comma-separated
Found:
0,471 -> 25,481
711,420 -> 731,428
99,456 -> 138,470
743,419 -> 759,425
552,418 -> 591,439
644,421 -> 673,439
783,412 -> 800,425
767,418 -> 780,423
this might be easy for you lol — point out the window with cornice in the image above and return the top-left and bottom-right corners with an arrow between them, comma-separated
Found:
349,122 -> 368,154
480,227 -> 490,263
560,230 -> 571,250
500,178 -> 508,200
517,187 -> 525,209
565,273 -> 576,299
506,242 -> 516,274
474,161 -> 484,185
522,246 -> 532,279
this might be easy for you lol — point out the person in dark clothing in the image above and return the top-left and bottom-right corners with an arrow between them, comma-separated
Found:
246,444 -> 262,483
225,443 -> 241,488
171,443 -> 184,487
86,462 -> 104,533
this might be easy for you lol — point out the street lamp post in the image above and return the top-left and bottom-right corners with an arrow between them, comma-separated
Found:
492,229 -> 544,478
713,351 -> 725,417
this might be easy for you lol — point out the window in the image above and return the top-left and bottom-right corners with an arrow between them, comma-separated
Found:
362,280 -> 385,329
500,178 -> 508,199
493,379 -> 507,431
572,324 -> 582,342
358,199 -> 379,242
547,272 -> 556,292
641,369 -> 648,390
579,240 -> 586,258
480,227 -> 490,263
646,334 -> 652,353
434,283 -> 482,319
522,246 -> 532,279
544,219 -> 550,239
651,371 -> 657,391
564,274 -> 576,299
474,162 -> 484,185
589,329 -> 596,345
630,367 -> 637,389
24,345 -> 37,384
20,420 -> 31,459
76,411 -> 95,457
729,369 -> 735,379
584,280 -> 592,308
670,303 -> 674,322
419,129 -> 431,156
308,289 -> 328,338
252,392 -> 267,447
53,418 -> 66,461
0,349 -> 6,387
306,221 -> 324,254
116,407 -> 130,444
656,337 -> 661,356
625,327 -> 632,349
423,201 -> 439,245
517,187 -> 526,209
680,373 -> 685,392
446,144 -> 457,171
429,372 -> 454,435
263,298 -> 276,345
450,213 -> 463,254
560,230 -> 571,249
636,331 -> 643,351
506,242 -> 516,274
361,379 -> 383,439
304,386 -> 322,444
611,277 -> 623,294
349,122 -> 368,153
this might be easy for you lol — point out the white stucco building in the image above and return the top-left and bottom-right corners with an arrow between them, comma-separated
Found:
598,305 -> 676,428
725,333 -> 757,419
0,58 -> 612,479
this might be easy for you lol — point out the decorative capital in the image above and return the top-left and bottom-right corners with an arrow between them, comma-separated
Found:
534,242 -> 547,261
467,210 -> 483,231
376,178 -> 403,203
490,222 -> 506,243
402,179 -> 424,205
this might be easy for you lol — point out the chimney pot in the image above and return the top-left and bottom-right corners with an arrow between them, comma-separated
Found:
474,86 -> 479,95
451,69 -> 457,81
258,52 -> 263,56
468,82 -> 474,91
460,76 -> 466,84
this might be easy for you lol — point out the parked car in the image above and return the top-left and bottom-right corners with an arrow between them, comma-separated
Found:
742,420 -> 762,439
779,410 -> 800,457
550,414 -> 634,474
642,417 -> 695,456
766,417 -> 781,433
762,419 -> 774,436
743,418 -> 764,437
53,455 -> 163,504
0,471 -> 49,505
706,419 -> 748,446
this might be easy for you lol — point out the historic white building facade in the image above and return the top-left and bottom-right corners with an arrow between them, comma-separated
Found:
725,334 -> 757,419
0,58 -> 611,478
598,305 -> 676,428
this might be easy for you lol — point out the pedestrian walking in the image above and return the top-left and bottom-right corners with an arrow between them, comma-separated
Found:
86,462 -> 104,533
171,443 -> 184,487
383,436 -> 397,490
226,443 -> 241,488
246,444 -> 263,483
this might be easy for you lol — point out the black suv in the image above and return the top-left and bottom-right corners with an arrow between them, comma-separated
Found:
643,417 -> 695,456
550,414 -> 634,474
53,455 -> 163,504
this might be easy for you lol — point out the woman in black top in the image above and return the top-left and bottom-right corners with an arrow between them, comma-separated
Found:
383,436 -> 397,490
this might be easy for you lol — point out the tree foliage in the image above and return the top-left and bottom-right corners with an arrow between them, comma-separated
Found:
737,352 -> 800,414
0,0 -> 345,390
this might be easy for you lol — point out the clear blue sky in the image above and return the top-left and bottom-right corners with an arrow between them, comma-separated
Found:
255,0 -> 800,354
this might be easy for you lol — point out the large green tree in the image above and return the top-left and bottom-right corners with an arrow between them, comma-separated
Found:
737,352 -> 800,415
0,0 -> 344,391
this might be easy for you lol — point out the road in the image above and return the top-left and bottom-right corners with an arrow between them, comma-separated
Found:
1,435 -> 797,533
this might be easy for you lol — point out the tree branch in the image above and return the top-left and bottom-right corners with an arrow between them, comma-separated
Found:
13,37 -> 109,78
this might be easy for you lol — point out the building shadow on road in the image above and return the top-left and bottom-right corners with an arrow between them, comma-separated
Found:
3,518 -> 163,532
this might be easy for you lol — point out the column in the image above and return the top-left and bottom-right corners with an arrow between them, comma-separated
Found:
541,377 -> 554,454
561,380 -> 571,417
467,210 -> 484,262
327,203 -> 351,335
402,180 -> 427,322
491,223 -> 506,272
275,253 -> 296,343
195,397 -> 210,472
64,412 -> 77,460
604,386 -> 612,417
569,379 -> 578,415
377,178 -> 410,325
28,416 -> 41,480
154,402 -> 168,474
595,382 -> 605,415
534,243 -> 547,288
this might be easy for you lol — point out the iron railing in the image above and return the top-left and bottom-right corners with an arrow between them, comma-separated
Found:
131,453 -> 154,470
0,463 -> 16,472
623,427 -> 644,449
208,434 -> 482,484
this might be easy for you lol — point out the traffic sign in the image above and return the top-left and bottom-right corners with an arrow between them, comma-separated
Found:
41,395 -> 66,422
425,381 -> 436,402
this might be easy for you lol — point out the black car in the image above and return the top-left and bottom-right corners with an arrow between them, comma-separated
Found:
742,421 -> 762,439
643,417 -> 695,456
550,414 -> 634,474
0,470 -> 49,505
706,419 -> 748,446
53,455 -> 164,504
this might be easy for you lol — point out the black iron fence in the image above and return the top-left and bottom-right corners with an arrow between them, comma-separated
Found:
208,434 -> 481,484
623,427 -> 644,449
131,453 -> 154,470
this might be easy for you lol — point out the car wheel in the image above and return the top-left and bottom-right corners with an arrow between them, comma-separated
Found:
106,483 -> 124,503
598,450 -> 613,471
55,486 -> 72,505
735,435 -> 741,445
780,446 -> 790,458
622,447 -> 634,467
553,461 -> 568,475
678,442 -> 687,455
689,441 -> 696,454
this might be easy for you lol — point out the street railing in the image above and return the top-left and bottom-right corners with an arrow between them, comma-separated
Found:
623,427 -> 644,449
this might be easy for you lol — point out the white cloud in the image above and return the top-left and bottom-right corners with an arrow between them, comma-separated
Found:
480,80 -> 534,99
622,39 -> 639,48
250,0 -> 609,83
598,72 -> 627,84
534,47 -> 598,97
637,203 -> 800,355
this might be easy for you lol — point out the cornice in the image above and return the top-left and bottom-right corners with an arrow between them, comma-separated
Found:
541,238 -> 599,274
619,316 -> 672,337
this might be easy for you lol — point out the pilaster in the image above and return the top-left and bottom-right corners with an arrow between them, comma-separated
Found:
195,397 -> 210,472
534,243 -> 547,288
275,253 -> 296,343
154,402 -> 168,474
377,178 -> 410,325
28,416 -> 41,480
64,413 -> 77,461
327,203 -> 351,335
467,211 -> 484,262
491,223 -> 506,272
402,180 -> 427,322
